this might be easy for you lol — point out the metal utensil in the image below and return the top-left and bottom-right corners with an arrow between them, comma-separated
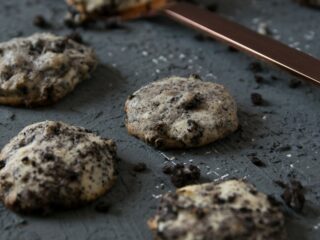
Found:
163,2 -> 320,86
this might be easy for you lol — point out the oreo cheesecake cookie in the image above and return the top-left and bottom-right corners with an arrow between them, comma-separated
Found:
0,33 -> 97,107
0,121 -> 117,214
149,179 -> 286,240
125,75 -> 238,149
66,0 -> 168,23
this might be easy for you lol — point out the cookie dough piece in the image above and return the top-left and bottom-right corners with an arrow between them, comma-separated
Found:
66,0 -> 168,22
0,33 -> 97,107
294,0 -> 320,7
0,121 -> 116,214
125,75 -> 238,149
149,180 -> 286,240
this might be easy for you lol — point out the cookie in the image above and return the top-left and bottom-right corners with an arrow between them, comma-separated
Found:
149,180 -> 286,240
66,0 -> 168,23
0,121 -> 116,214
125,75 -> 238,149
294,0 -> 320,7
0,33 -> 97,107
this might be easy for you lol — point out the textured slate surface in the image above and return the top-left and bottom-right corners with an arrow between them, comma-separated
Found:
0,0 -> 319,239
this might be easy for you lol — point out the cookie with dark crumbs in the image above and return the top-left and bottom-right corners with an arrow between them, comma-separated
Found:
0,33 -> 97,107
148,179 -> 286,240
0,121 -> 117,214
66,0 -> 168,23
125,75 -> 238,149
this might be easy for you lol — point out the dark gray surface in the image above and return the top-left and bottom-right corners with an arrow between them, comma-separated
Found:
0,0 -> 320,239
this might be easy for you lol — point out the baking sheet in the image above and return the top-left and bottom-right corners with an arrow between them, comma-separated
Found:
0,0 -> 319,239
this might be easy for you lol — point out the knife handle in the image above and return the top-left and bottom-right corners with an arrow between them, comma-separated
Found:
164,2 -> 320,86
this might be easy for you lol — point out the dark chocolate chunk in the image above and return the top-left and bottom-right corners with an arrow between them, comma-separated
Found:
289,79 -> 302,89
254,75 -> 265,84
66,32 -> 83,44
281,180 -> 305,212
29,39 -> 45,55
132,162 -> 147,173
206,3 -> 219,12
169,164 -> 201,188
248,62 -> 263,73
273,180 -> 288,189
33,15 -> 50,29
0,66 -> 14,81
105,20 -> 126,30
182,93 -> 203,110
227,46 -> 238,52
276,145 -> 291,152
0,161 -> 5,169
95,202 -> 111,213
194,34 -> 213,42
162,164 -> 174,175
249,156 -> 267,167
251,93 -> 263,106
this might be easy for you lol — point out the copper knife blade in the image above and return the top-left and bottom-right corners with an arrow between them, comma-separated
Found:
163,2 -> 320,86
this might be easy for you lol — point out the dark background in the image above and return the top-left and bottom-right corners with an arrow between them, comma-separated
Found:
0,0 -> 319,239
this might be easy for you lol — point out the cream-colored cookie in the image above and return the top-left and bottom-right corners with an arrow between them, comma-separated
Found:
0,33 -> 97,107
149,180 -> 286,240
0,121 -> 116,213
66,0 -> 168,22
125,75 -> 238,149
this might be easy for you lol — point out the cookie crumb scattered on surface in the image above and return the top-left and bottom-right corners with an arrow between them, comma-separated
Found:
132,162 -> 147,173
33,15 -> 51,28
248,62 -> 264,73
95,202 -> 111,213
249,156 -> 267,167
289,79 -> 302,88
163,163 -> 201,188
281,180 -> 305,212
251,93 -> 264,106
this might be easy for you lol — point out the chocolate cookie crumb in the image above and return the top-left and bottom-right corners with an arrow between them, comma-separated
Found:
227,46 -> 238,52
206,3 -> 219,12
95,202 -> 111,213
289,79 -> 302,89
105,20 -> 126,30
281,180 -> 305,212
33,15 -> 50,29
162,164 -> 173,175
274,180 -> 288,189
66,32 -> 83,44
9,113 -> 16,121
133,162 -> 147,173
249,62 -> 263,73
251,93 -> 263,106
194,34 -> 213,42
167,164 -> 201,188
249,156 -> 267,167
254,75 -> 265,84
277,145 -> 291,152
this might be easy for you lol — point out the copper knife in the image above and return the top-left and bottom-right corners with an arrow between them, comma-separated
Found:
163,2 -> 320,86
